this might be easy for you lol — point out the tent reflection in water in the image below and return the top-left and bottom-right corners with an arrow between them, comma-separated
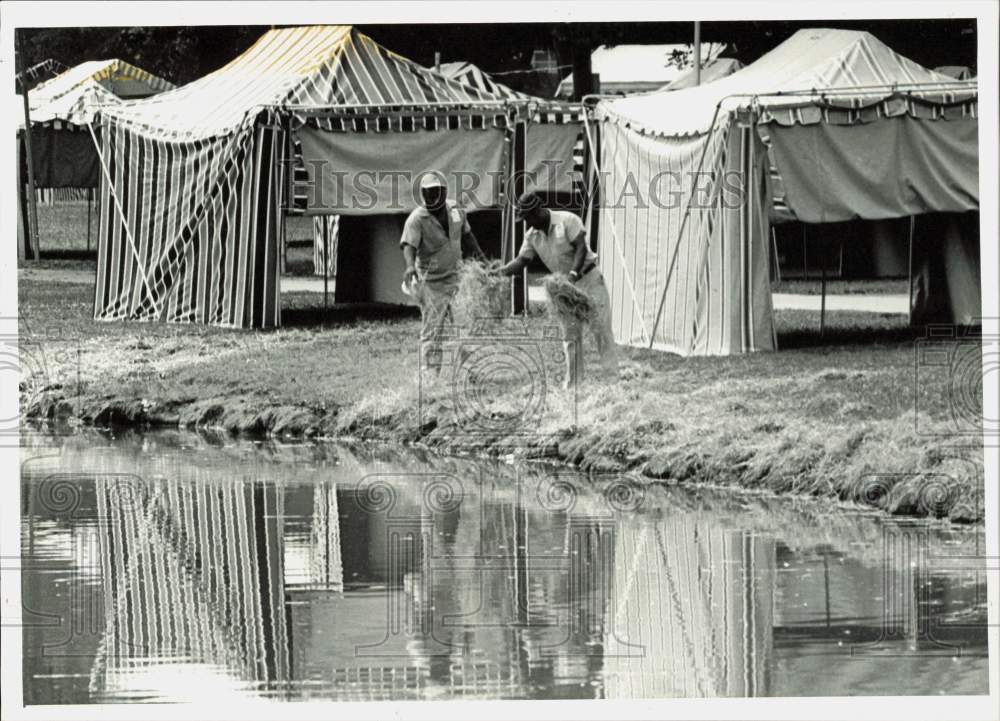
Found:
589,28 -> 979,356
603,518 -> 776,698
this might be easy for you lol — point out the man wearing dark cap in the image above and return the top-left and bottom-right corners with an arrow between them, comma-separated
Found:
400,172 -> 485,374
498,191 -> 617,387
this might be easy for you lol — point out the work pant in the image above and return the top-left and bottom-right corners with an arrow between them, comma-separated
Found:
561,267 -> 618,387
416,276 -> 458,374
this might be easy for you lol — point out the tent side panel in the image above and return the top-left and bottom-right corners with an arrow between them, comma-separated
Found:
524,123 -> 582,195
596,118 -> 775,356
30,126 -> 100,188
94,118 -> 283,329
691,120 -> 775,355
295,126 -> 507,215
760,116 -> 979,223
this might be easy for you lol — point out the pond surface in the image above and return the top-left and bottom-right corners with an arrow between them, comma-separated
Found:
20,430 -> 989,703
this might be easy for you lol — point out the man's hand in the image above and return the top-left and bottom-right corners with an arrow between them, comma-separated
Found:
497,257 -> 527,277
404,267 -> 418,285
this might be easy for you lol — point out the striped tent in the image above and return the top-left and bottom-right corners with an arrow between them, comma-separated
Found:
14,58 -> 70,93
591,28 -> 978,356
93,25 -> 528,329
16,60 -> 175,260
437,61 -> 530,100
21,58 -> 175,127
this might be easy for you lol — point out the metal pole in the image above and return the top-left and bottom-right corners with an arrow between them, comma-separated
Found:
434,51 -> 441,74
17,31 -> 40,260
693,21 -> 702,87
820,236 -> 828,338
323,217 -> 330,311
907,216 -> 915,325
280,210 -> 287,274
802,224 -> 808,278
86,187 -> 92,251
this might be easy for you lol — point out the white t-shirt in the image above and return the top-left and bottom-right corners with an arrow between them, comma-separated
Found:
517,210 -> 596,275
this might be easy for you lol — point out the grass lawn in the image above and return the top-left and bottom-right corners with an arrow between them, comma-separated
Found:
772,278 -> 909,295
18,258 -> 985,523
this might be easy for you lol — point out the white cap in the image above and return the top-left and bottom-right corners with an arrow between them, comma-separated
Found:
419,172 -> 446,190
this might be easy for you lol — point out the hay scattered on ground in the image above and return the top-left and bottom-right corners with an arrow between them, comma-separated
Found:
454,259 -> 508,326
543,273 -> 595,329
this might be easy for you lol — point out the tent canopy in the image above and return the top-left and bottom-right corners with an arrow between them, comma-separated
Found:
23,59 -> 174,126
660,57 -> 743,91
101,25 -> 521,142
599,28 -> 973,137
935,65 -> 975,80
15,58 -> 70,93
437,61 -> 530,100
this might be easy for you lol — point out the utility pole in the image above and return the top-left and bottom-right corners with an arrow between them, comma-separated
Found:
693,21 -> 702,87
570,40 -> 594,100
16,29 -> 41,260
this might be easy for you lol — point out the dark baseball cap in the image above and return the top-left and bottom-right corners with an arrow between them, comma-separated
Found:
513,191 -> 543,221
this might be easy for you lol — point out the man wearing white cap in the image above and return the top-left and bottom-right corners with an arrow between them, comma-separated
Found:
400,172 -> 485,374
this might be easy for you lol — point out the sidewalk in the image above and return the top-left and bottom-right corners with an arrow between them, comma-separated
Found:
529,286 -> 908,314
18,267 -> 910,315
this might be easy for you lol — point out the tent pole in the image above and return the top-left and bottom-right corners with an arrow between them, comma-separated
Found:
513,120 -> 526,316
771,227 -> 781,282
820,237 -> 828,338
17,31 -> 40,261
323,216 -> 329,312
86,187 -> 92,252
802,224 -> 808,278
907,216 -> 915,325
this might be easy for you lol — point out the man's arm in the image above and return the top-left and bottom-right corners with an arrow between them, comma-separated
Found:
498,255 -> 529,276
400,213 -> 421,283
568,230 -> 588,281
497,231 -> 536,276
402,244 -> 418,283
460,227 -> 486,261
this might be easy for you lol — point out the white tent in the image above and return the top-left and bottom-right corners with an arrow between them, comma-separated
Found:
660,57 -> 744,91
589,29 -> 977,355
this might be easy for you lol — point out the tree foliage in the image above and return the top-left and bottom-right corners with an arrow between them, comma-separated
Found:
20,20 -> 976,92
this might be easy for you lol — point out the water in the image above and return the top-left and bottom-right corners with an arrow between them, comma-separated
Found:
20,430 -> 989,703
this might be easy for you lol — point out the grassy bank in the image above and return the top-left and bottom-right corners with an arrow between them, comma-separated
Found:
18,260 -> 984,523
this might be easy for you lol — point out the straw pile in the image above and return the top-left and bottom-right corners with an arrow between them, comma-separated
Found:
543,273 -> 594,329
454,259 -> 508,326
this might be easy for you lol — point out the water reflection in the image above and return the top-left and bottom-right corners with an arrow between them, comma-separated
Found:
20,432 -> 989,703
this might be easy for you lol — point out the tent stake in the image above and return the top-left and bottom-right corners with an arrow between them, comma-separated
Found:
17,31 -> 40,261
